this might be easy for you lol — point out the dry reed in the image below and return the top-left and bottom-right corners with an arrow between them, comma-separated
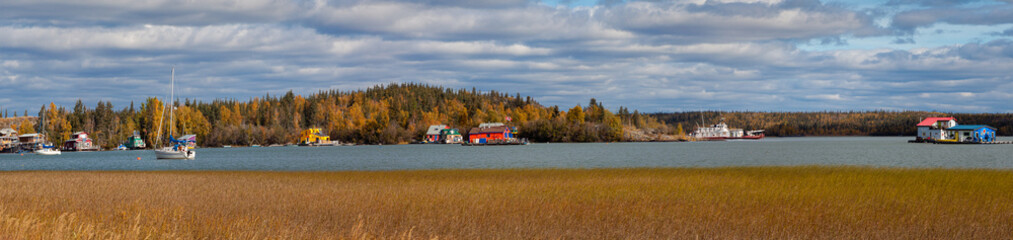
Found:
0,167 -> 1011,239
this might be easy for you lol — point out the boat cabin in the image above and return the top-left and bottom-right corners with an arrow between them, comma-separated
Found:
175,134 -> 197,149
424,125 -> 449,143
0,128 -> 18,153
440,128 -> 463,144
62,131 -> 95,151
299,128 -> 332,145
124,131 -> 146,149
945,125 -> 997,143
468,125 -> 513,144
916,117 -> 957,141
18,133 -> 45,151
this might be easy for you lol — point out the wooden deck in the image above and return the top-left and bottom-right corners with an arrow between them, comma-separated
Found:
909,139 -> 1013,144
927,140 -> 1013,145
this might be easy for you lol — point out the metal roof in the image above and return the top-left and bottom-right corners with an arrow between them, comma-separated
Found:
946,125 -> 996,131
916,117 -> 955,127
426,125 -> 447,135
472,126 -> 509,134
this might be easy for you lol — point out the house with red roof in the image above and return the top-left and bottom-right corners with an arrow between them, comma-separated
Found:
916,117 -> 956,141
468,125 -> 512,144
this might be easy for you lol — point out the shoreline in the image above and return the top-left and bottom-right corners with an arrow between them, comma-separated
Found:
2,166 -> 1011,239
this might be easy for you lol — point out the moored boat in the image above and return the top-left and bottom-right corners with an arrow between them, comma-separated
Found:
692,119 -> 764,140
35,145 -> 61,155
153,67 -> 196,160
298,128 -> 337,146
155,145 -> 195,159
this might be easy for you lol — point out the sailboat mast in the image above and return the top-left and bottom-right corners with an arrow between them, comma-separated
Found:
169,67 -> 175,137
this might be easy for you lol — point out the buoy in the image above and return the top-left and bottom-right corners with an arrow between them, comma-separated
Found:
20,153 -> 24,156
137,157 -> 141,160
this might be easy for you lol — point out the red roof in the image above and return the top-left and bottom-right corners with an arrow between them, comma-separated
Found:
916,117 -> 954,127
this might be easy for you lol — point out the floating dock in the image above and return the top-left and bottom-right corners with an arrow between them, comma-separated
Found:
462,139 -> 529,146
909,139 -> 1013,145
932,141 -> 1013,145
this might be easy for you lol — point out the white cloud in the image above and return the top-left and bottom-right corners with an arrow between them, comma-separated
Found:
0,0 -> 1012,113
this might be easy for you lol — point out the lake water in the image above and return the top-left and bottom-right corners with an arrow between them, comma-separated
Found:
1,137 -> 1012,171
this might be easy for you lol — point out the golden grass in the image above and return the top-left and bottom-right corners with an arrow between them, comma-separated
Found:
1,167 -> 1012,239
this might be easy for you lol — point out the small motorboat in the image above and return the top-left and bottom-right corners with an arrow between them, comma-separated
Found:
35,146 -> 61,155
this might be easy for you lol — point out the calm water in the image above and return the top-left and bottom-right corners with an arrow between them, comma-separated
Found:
1,137 -> 1011,171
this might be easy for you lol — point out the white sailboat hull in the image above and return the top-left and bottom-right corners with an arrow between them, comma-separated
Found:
155,148 -> 195,160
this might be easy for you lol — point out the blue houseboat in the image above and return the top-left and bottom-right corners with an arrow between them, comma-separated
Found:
945,125 -> 997,143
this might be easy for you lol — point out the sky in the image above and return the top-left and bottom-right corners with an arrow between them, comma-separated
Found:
2,0 -> 1013,114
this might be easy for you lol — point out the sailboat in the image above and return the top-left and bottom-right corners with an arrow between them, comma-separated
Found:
153,67 -> 196,160
35,108 -> 61,155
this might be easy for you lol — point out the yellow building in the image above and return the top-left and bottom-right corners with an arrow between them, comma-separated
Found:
299,128 -> 333,146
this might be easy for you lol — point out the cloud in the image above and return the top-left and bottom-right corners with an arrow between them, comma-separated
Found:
891,4 -> 1013,31
599,0 -> 886,43
1,0 -> 1012,113
0,0 -> 300,26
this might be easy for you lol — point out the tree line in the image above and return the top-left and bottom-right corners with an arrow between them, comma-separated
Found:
8,84 -> 1011,149
652,111 -> 1013,137
3,84 -> 673,149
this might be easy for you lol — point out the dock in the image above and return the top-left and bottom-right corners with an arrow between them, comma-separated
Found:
461,138 -> 529,146
910,139 -> 1013,145
932,141 -> 1013,145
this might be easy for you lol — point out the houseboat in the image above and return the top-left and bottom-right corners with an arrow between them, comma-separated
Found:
910,117 -> 1004,144
123,131 -> 146,150
692,119 -> 764,140
18,133 -> 46,152
299,128 -> 336,146
420,125 -> 464,144
441,128 -> 464,144
63,132 -> 99,151
464,123 -> 527,146
422,125 -> 449,143
935,125 -> 998,144
0,128 -> 18,153
914,117 -> 957,142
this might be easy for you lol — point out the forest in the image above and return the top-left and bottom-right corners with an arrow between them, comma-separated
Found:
0,84 -> 668,149
4,83 -> 1013,150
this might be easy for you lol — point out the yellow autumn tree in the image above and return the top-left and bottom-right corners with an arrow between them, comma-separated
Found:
174,106 -> 211,141
18,120 -> 35,134
140,98 -> 165,147
566,105 -> 585,125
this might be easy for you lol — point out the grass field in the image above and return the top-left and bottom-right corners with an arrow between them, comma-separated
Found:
1,167 -> 1011,239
